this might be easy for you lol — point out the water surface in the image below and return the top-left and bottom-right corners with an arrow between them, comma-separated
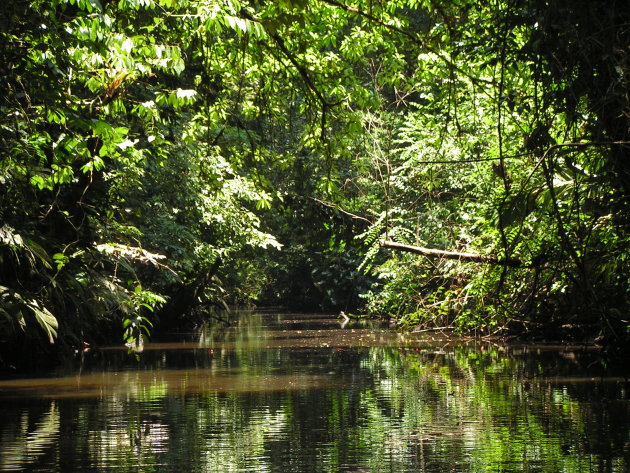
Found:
0,311 -> 628,472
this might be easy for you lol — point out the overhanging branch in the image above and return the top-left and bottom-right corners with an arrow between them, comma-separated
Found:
380,240 -> 523,268
239,8 -> 337,140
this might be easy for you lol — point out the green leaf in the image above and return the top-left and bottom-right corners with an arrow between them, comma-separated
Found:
29,302 -> 58,344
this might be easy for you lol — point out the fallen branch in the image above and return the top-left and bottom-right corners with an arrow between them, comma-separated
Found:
380,240 -> 522,268
411,326 -> 455,333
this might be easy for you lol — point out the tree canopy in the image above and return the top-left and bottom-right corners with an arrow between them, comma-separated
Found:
1,0 -> 629,367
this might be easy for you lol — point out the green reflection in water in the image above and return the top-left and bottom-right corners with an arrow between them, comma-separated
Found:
0,312 -> 628,472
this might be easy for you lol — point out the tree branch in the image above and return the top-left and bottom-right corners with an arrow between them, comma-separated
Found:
380,240 -> 523,267
239,8 -> 336,140
309,196 -> 373,224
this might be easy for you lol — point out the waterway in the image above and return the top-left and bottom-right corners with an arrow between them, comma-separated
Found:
0,311 -> 628,472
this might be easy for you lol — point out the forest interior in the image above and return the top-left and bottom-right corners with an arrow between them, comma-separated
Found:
1,0 -> 629,369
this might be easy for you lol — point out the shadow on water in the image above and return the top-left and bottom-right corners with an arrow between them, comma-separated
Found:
0,311 -> 629,472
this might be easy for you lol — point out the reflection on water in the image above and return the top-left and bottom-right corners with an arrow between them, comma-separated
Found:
0,402 -> 59,471
0,311 -> 629,472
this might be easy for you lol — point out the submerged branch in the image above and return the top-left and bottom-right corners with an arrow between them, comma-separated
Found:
380,240 -> 523,268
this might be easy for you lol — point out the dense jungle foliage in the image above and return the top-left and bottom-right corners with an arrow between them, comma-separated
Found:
1,0 -> 629,368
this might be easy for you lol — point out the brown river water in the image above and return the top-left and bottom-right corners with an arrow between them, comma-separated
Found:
0,311 -> 628,472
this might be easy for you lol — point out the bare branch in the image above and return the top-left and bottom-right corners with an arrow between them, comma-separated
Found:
380,240 -> 523,267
